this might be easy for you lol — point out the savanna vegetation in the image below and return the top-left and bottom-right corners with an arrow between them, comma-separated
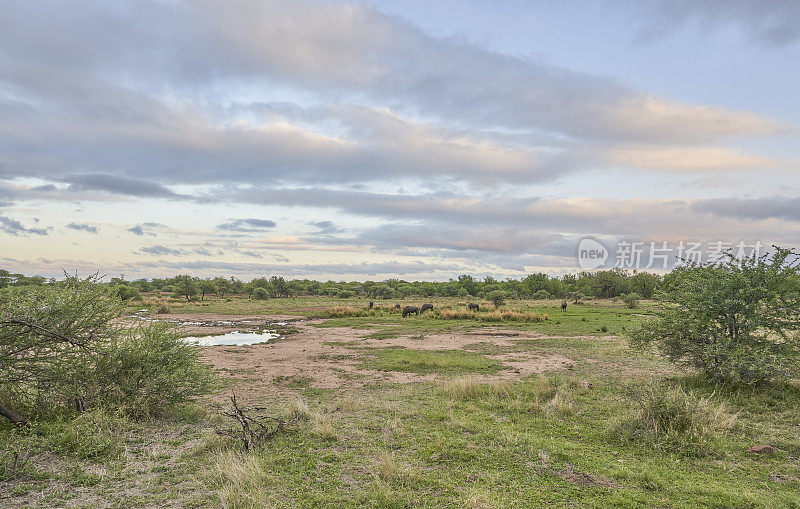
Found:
1,253 -> 799,508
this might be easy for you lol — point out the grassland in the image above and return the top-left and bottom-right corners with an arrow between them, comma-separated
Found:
2,295 -> 799,508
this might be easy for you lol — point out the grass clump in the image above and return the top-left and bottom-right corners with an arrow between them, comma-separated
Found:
320,306 -> 375,318
612,383 -> 737,455
436,308 -> 548,323
365,348 -> 503,375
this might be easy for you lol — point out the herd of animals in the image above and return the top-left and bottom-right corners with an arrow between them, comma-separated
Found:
366,300 -> 569,318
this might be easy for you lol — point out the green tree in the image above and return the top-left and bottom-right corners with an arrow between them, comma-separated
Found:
622,292 -> 641,309
173,276 -> 199,302
115,284 -> 140,301
214,277 -> 233,298
252,287 -> 270,300
629,272 -> 660,299
487,290 -> 507,308
198,279 -> 217,301
629,248 -> 800,385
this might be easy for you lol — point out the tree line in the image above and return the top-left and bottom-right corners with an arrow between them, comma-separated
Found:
0,269 -> 663,302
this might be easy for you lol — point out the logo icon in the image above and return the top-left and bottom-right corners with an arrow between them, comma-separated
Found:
577,237 -> 608,270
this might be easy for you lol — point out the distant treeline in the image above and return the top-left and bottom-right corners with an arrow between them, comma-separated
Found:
0,269 -> 662,301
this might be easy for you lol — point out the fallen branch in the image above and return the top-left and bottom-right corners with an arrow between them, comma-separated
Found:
216,393 -> 306,451
0,403 -> 27,425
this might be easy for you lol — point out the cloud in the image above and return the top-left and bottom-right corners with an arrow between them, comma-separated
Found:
0,0 -> 784,194
62,174 -> 180,198
308,220 -> 343,234
692,196 -> 800,222
629,0 -> 800,47
0,215 -> 51,236
126,222 -> 165,236
136,245 -> 185,256
216,218 -> 277,232
66,222 -> 98,234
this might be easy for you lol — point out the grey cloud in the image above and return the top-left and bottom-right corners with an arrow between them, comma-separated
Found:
62,174 -> 179,198
235,186 -> 800,244
127,222 -> 165,236
66,222 -> 98,234
630,0 -> 800,46
137,245 -> 185,256
217,218 -> 277,232
692,196 -> 800,222
0,215 -> 51,236
0,0 -> 780,194
308,220 -> 343,234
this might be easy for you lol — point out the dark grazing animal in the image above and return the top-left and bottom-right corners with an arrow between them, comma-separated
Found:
369,301 -> 374,309
561,301 -> 568,312
395,303 -> 401,309
468,303 -> 480,311
402,305 -> 419,318
420,303 -> 434,314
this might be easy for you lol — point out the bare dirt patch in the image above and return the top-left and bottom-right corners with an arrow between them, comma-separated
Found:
190,315 -> 579,401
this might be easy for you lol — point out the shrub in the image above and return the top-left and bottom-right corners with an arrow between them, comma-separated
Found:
622,292 -> 641,309
629,248 -> 800,385
533,289 -> 550,300
487,290 -> 507,307
252,287 -> 269,300
0,276 -> 216,423
337,290 -> 355,299
456,288 -> 470,298
613,383 -> 736,455
115,284 -> 140,301
94,323 -> 216,418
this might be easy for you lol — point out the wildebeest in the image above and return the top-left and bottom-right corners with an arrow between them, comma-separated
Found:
395,303 -> 401,309
420,303 -> 434,314
369,301 -> 374,309
468,303 -> 480,311
402,305 -> 419,318
561,301 -> 568,312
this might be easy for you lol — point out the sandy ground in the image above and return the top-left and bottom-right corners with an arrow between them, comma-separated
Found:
141,314 -> 580,402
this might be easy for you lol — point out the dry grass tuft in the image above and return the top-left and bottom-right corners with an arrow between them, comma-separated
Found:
436,308 -> 547,322
213,450 -> 273,509
311,413 -> 337,440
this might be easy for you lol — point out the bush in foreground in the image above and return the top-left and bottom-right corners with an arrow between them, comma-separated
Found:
0,276 -> 215,424
629,248 -> 800,385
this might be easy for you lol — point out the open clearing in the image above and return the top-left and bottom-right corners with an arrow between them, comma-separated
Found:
3,297 -> 799,508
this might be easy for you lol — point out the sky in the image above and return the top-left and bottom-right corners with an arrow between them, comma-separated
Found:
1,0 -> 799,281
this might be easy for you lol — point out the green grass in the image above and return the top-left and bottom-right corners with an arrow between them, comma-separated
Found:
363,347 -> 505,375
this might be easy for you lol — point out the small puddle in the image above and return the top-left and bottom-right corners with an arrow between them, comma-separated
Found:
183,330 -> 280,346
